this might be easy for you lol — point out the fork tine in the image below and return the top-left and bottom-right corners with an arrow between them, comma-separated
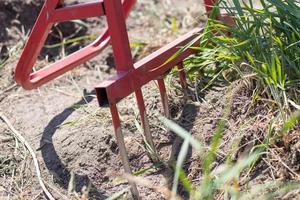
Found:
157,77 -> 170,119
134,89 -> 157,159
109,103 -> 140,200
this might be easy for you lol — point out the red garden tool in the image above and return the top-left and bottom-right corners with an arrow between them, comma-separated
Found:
15,0 -> 228,199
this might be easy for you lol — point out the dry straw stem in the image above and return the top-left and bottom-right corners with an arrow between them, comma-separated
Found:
0,113 -> 55,200
122,173 -> 181,199
0,83 -> 17,102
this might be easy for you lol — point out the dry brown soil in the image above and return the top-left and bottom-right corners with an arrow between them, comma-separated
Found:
0,0 -> 299,200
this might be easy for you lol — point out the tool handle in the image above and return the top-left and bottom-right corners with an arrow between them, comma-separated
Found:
15,0 -> 136,90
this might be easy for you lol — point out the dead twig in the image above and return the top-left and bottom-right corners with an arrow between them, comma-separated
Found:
0,83 -> 18,96
0,83 -> 18,102
269,148 -> 300,179
121,173 -> 180,199
0,113 -> 55,200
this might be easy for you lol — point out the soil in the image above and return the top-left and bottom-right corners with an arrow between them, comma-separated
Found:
0,0 -> 299,200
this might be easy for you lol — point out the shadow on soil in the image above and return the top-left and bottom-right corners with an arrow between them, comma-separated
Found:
40,85 -> 201,199
169,102 -> 199,198
40,90 -> 107,199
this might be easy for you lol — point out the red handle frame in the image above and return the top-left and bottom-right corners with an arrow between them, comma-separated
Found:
15,0 -> 136,90
15,0 -> 223,90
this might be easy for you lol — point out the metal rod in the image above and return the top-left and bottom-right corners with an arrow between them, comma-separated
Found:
134,89 -> 157,159
104,0 -> 134,72
109,103 -> 140,200
157,78 -> 170,119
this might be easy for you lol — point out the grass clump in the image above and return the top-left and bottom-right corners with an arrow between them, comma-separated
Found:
185,0 -> 300,115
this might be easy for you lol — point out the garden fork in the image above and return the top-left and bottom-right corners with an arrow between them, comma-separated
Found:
15,0 -> 225,199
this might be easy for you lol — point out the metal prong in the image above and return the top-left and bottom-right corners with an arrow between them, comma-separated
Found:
134,89 -> 157,159
157,78 -> 170,119
109,103 -> 140,200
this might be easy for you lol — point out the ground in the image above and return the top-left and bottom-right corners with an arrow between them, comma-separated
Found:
0,0 -> 299,200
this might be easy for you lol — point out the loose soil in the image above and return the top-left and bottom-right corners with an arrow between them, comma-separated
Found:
0,0 -> 299,200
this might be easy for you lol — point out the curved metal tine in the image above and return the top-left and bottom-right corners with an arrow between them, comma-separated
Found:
134,89 -> 158,161
157,77 -> 170,119
109,103 -> 140,200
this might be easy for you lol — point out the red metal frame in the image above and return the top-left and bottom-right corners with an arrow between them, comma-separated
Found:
94,27 -> 201,105
15,0 -> 136,90
204,0 -> 216,13
15,0 -> 224,199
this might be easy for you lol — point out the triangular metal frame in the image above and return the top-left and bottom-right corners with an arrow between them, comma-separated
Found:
15,0 -> 136,89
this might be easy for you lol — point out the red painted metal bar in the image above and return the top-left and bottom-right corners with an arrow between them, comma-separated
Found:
104,0 -> 134,72
204,0 -> 235,25
53,1 -> 105,22
204,0 -> 216,13
95,27 -> 202,105
15,0 -> 136,90
15,0 -> 59,88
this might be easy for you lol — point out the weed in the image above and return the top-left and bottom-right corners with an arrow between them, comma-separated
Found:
184,0 -> 300,115
160,109 -> 300,199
